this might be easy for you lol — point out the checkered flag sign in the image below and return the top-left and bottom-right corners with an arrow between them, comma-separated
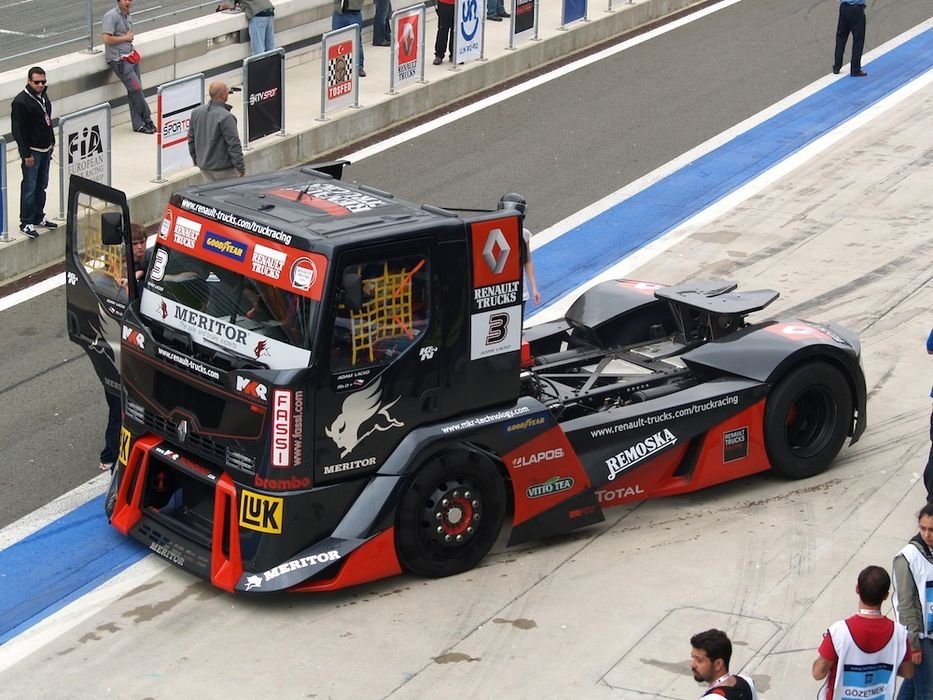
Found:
327,40 -> 355,102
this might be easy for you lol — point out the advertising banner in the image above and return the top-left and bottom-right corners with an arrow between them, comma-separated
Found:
455,0 -> 483,64
561,0 -> 586,26
321,26 -> 359,116
57,103 -> 111,218
513,0 -> 536,43
157,74 -> 203,176
245,51 -> 284,142
392,6 -> 425,92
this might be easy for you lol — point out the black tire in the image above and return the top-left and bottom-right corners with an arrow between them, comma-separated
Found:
764,361 -> 852,479
395,449 -> 506,578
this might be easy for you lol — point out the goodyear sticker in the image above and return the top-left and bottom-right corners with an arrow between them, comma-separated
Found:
118,427 -> 132,466
239,489 -> 283,534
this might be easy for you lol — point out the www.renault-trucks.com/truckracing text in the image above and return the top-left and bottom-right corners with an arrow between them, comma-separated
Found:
64,164 -> 866,594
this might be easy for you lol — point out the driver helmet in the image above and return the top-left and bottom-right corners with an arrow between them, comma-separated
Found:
497,192 -> 527,217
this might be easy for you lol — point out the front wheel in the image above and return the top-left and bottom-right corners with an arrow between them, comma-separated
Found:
395,449 -> 506,578
764,361 -> 852,479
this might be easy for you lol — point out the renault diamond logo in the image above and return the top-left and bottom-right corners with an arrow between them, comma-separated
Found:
176,419 -> 189,443
482,228 -> 510,275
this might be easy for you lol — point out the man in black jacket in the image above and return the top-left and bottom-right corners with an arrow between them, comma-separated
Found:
10,66 -> 58,239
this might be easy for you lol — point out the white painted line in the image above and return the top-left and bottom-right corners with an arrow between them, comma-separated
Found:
0,557 -> 169,673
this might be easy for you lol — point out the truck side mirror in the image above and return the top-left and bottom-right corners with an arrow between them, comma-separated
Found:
341,271 -> 363,311
101,212 -> 124,245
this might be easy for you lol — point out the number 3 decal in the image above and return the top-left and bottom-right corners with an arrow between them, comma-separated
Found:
486,312 -> 509,346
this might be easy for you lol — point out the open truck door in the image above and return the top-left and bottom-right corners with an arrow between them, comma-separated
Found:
64,175 -> 135,397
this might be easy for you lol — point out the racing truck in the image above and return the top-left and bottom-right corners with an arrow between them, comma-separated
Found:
65,165 -> 866,594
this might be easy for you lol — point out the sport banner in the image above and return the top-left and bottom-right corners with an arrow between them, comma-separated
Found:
158,75 -> 202,175
514,0 -> 536,42
393,6 -> 424,91
561,0 -> 585,26
455,0 -> 483,64
246,51 -> 284,142
321,26 -> 359,115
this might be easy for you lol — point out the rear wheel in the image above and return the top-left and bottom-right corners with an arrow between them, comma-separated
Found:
764,362 -> 852,479
396,449 -> 506,578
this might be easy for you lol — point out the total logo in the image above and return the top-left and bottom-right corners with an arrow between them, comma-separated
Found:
512,447 -> 564,469
597,484 -> 646,503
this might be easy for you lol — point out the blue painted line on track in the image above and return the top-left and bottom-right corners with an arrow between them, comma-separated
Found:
0,496 -> 148,645
1,26 -> 931,649
533,28 -> 933,306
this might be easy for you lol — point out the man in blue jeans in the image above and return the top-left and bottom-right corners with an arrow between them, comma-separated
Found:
333,0 -> 366,77
10,66 -> 57,239
486,0 -> 510,21
833,0 -> 867,77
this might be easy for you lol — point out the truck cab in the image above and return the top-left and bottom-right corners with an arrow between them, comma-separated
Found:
65,166 -> 559,592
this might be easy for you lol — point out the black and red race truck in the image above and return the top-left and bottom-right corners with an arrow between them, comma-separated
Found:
65,165 -> 866,594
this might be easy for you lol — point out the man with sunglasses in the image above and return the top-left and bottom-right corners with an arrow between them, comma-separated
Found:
10,66 -> 57,239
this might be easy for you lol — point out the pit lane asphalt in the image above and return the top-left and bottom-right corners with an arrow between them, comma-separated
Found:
0,1 -> 932,697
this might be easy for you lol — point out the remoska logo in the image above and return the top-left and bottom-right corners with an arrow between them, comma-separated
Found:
526,477 -> 574,499
271,390 -> 292,468
512,447 -> 564,469
254,474 -> 311,490
606,429 -> 677,480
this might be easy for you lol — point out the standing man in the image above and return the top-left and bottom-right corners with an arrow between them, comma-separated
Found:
373,0 -> 391,46
187,81 -> 245,182
332,0 -> 366,77
833,0 -> 868,77
218,0 -> 275,55
10,66 -> 57,239
893,503 -> 933,699
432,0 -> 454,64
689,629 -> 758,699
102,0 -> 156,134
924,328 -> 933,502
486,0 -> 509,22
813,565 -> 912,699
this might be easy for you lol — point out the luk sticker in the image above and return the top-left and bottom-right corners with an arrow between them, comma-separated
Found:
605,428 -> 677,480
239,490 -> 283,534
723,427 -> 749,463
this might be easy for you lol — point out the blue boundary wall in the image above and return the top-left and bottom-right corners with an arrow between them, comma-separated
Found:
1,26 -> 932,647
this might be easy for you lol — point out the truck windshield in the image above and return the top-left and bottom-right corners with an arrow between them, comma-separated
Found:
140,244 -> 320,370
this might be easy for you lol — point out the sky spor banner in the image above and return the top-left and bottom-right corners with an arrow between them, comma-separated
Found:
514,0 -> 536,42
246,51 -> 284,142
158,76 -> 202,176
456,0 -> 483,64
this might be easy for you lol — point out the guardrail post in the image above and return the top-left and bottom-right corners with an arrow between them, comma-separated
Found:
0,137 -> 8,243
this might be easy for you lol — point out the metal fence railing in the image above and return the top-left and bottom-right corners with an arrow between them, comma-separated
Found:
1,0 -> 218,74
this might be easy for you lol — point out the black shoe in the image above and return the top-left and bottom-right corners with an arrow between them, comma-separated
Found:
135,124 -> 156,134
498,11 -> 510,17
373,40 -> 391,47
433,56 -> 443,65
851,70 -> 867,77
20,223 -> 39,239
832,66 -> 840,74
358,67 -> 366,77
37,218 -> 58,229
486,14 -> 502,21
